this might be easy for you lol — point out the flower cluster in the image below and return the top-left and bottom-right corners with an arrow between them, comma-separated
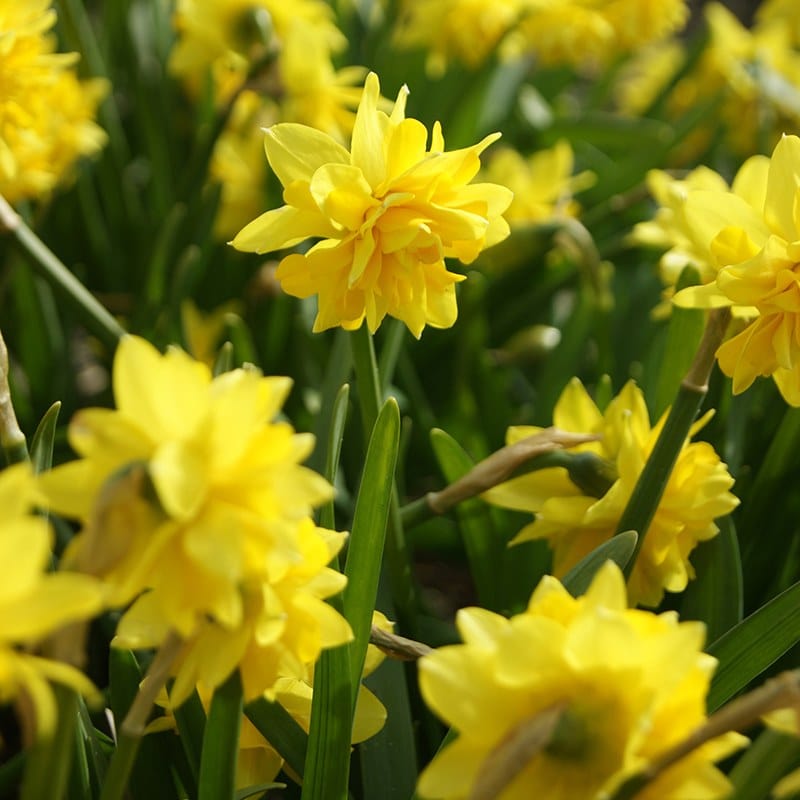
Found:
617,2 -> 800,158
42,335 -> 351,700
417,562 -> 744,800
393,0 -> 689,75
172,0 -> 375,236
0,1 -> 107,204
673,134 -> 800,405
510,0 -> 689,70
231,71 -> 512,337
484,378 -> 739,606
0,463 -> 102,740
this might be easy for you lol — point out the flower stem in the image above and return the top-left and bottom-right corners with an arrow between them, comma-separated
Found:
0,195 -> 126,351
0,329 -> 28,464
100,632 -> 183,800
609,667 -> 800,800
617,308 -> 730,576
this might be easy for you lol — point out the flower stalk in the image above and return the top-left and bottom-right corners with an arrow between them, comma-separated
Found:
0,330 -> 28,464
0,195 -> 125,350
617,307 -> 731,574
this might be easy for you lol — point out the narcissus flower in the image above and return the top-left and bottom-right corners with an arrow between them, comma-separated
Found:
483,141 -> 595,226
632,157 -> 767,310
674,134 -> 800,405
417,562 -> 744,800
393,0 -> 523,75
231,71 -> 512,337
484,378 -> 738,606
169,0 -> 343,102
0,463 -> 101,740
41,335 -> 338,644
507,0 -> 689,69
0,1 -> 107,203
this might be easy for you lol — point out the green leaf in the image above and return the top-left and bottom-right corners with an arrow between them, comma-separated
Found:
235,782 -> 286,800
727,728 -> 800,800
344,397 -> 401,692
320,383 -> 350,531
212,341 -> 234,376
244,697 -> 307,779
680,516 -> 742,643
30,401 -> 60,475
707,577 -> 800,711
302,398 -> 400,800
198,670 -> 243,800
172,689 -> 206,785
430,427 -> 506,611
561,531 -> 638,597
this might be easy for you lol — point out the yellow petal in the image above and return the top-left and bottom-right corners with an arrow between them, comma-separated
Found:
263,124 -> 350,186
350,72 -> 387,188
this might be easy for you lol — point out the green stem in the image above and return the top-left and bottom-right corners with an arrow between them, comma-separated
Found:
101,633 -> 184,800
617,308 -> 730,576
0,196 -> 125,350
350,323 -> 382,441
99,732 -> 141,800
198,670 -> 243,800
20,685 -> 79,800
0,329 -> 28,464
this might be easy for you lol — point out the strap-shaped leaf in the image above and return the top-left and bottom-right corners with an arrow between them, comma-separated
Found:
561,531 -> 638,597
707,577 -> 800,711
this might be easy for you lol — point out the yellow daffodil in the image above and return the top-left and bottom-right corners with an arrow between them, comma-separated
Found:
393,0 -> 523,76
674,134 -> 800,405
169,0 -> 343,102
0,1 -> 107,204
632,158 -> 767,312
483,141 -> 595,226
116,519 -> 351,705
507,0 -> 688,70
617,3 -> 800,158
484,378 -> 738,606
278,21 -> 368,143
0,463 -> 102,741
231,71 -> 512,337
417,561 -> 744,800
210,90 -> 277,240
41,335 -> 338,645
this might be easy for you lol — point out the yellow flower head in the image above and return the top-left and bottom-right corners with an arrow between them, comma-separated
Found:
115,518 -> 352,704
231,71 -> 513,337
41,335 -> 336,640
278,21 -> 368,143
417,561 -> 744,800
0,1 -> 107,204
210,90 -> 278,240
674,134 -> 800,405
393,0 -> 523,76
484,378 -> 739,606
617,3 -> 800,158
483,141 -> 595,226
632,157 -> 768,311
508,0 -> 688,69
0,463 -> 102,741
169,0 -> 343,102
